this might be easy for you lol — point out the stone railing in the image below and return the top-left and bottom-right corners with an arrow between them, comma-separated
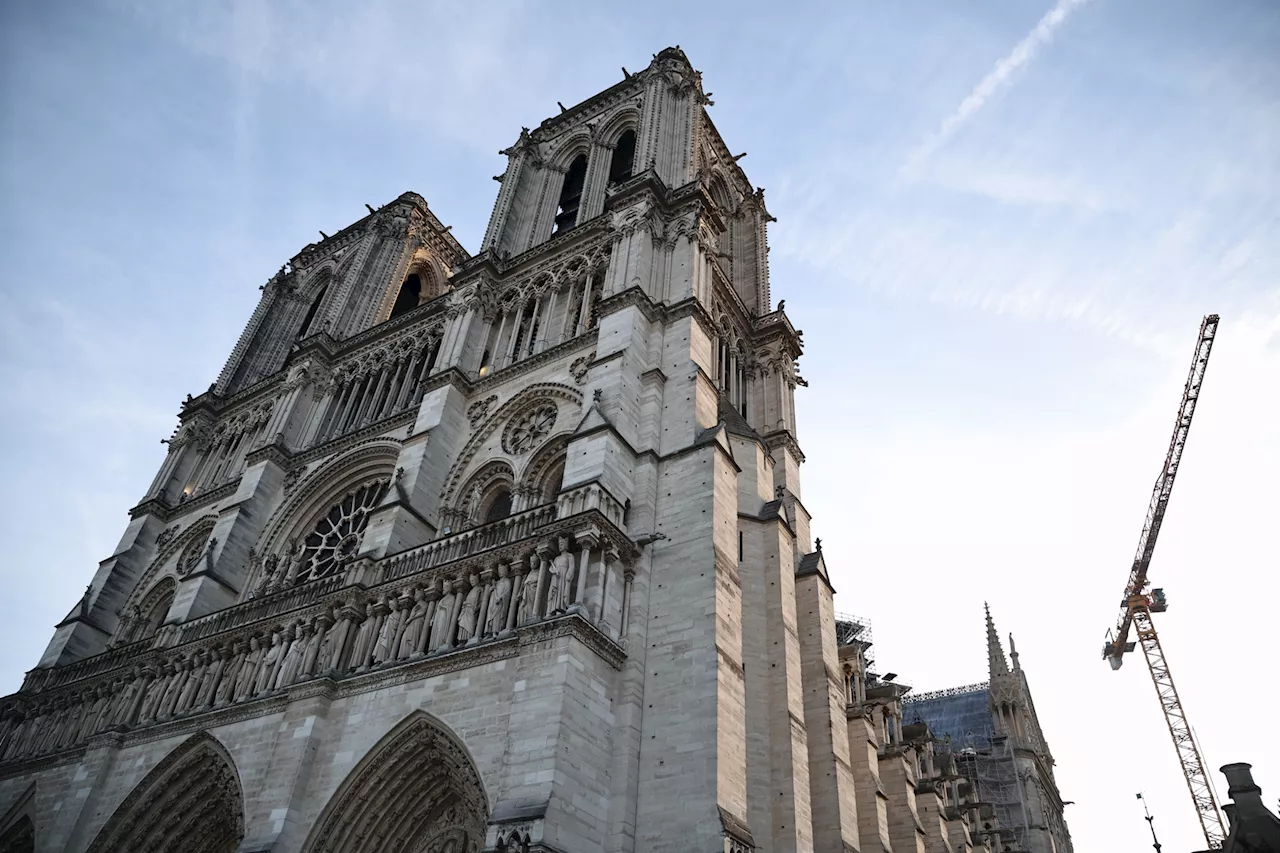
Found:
0,508 -> 636,772
176,575 -> 351,645
556,482 -> 626,528
386,503 -> 559,581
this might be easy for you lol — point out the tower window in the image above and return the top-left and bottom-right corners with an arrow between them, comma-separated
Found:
390,273 -> 423,319
298,285 -> 327,340
608,129 -> 636,186
554,154 -> 588,234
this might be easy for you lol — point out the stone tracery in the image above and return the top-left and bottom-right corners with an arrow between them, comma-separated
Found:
86,732 -> 243,853
303,712 -> 488,853
296,478 -> 390,585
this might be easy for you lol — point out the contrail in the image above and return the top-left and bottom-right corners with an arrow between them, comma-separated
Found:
906,0 -> 1092,173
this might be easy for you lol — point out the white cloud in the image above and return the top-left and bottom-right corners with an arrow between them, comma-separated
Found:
904,0 -> 1093,175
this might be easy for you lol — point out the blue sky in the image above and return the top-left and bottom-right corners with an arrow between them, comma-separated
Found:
1,1 -> 1277,849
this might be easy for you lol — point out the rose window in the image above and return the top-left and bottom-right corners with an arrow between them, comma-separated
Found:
295,479 -> 389,584
503,404 -> 557,454
177,530 -> 211,577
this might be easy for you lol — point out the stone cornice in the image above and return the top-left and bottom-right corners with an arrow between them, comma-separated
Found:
129,479 -> 241,523
762,430 -> 806,465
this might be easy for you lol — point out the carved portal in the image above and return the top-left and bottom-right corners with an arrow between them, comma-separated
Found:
303,712 -> 488,853
86,732 -> 243,853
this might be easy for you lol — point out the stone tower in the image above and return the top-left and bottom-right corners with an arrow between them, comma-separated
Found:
0,48 -> 864,853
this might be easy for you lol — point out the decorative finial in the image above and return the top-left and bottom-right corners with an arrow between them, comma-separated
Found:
815,537 -> 822,551
592,388 -> 603,403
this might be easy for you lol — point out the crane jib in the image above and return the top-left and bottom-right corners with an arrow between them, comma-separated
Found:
1107,314 -> 1219,653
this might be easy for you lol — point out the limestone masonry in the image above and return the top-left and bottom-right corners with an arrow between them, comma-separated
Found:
0,48 -> 1071,853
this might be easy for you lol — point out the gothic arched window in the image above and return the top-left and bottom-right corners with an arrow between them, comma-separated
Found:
295,479 -> 390,584
483,489 -> 513,524
608,129 -> 636,186
554,154 -> 588,234
390,273 -> 423,319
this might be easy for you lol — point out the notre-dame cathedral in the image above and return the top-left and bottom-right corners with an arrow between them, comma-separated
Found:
0,48 -> 1072,853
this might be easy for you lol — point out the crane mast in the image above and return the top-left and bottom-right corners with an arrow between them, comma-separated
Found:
1101,314 -> 1225,849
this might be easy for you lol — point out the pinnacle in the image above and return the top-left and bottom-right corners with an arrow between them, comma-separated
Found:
985,602 -> 1010,678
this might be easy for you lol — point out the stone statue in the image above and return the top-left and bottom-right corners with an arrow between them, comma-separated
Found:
398,589 -> 429,659
138,668 -> 168,723
349,602 -> 377,671
253,553 -> 277,597
373,598 -> 400,665
455,575 -> 481,644
160,659 -> 190,719
281,539 -> 303,587
547,537 -> 574,614
110,671 -> 142,727
275,624 -> 308,688
317,606 -> 344,673
197,647 -> 227,709
254,632 -> 283,694
486,563 -> 512,637
430,580 -> 455,651
176,652 -> 206,714
217,643 -> 245,706
115,607 -> 134,644
517,557 -> 538,625
233,637 -> 262,701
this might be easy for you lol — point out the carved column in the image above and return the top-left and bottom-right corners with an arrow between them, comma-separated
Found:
471,569 -> 494,647
618,566 -> 635,642
572,530 -> 599,612
593,546 -> 616,627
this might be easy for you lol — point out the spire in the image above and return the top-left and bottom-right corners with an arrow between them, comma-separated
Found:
1009,633 -> 1022,672
985,602 -> 1009,677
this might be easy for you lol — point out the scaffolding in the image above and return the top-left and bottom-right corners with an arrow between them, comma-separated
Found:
905,690 -> 1033,853
834,611 -> 875,675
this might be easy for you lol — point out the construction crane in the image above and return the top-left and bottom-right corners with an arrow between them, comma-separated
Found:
1102,314 -> 1225,850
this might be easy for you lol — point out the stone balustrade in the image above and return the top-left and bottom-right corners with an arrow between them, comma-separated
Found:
0,507 -> 634,771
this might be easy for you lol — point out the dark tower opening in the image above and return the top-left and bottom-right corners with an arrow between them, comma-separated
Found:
297,286 -> 327,340
390,273 -> 423,319
608,129 -> 636,186
554,155 -> 588,234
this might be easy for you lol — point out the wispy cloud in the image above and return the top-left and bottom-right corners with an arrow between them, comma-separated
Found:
904,0 -> 1093,175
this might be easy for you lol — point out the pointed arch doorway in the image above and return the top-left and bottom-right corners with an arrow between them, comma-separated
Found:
302,711 -> 489,853
87,732 -> 244,853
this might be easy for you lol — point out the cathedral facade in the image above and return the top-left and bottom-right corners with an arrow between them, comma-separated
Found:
0,49 -> 1069,853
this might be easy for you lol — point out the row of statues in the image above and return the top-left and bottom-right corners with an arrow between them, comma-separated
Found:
1,536 -> 606,765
